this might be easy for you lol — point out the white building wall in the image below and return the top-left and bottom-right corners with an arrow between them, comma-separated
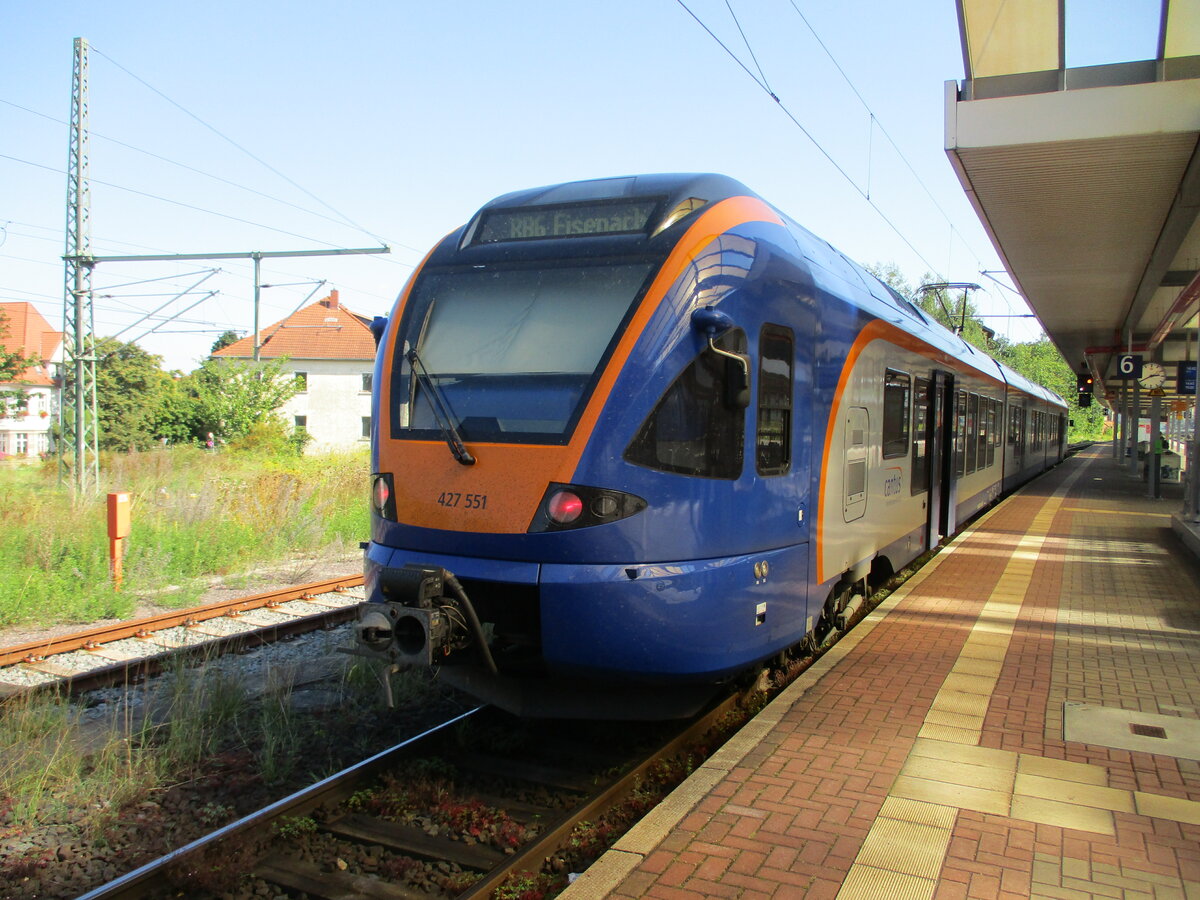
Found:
278,358 -> 373,454
0,385 -> 56,459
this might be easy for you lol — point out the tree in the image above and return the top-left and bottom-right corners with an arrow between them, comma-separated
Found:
865,263 -> 996,354
0,308 -> 38,413
1001,337 -> 1107,437
91,337 -> 175,451
151,374 -> 202,446
866,262 -> 1107,439
210,330 -> 240,354
187,356 -> 300,444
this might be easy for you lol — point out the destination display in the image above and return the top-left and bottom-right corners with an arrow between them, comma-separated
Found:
476,200 -> 657,243
1179,360 -> 1197,395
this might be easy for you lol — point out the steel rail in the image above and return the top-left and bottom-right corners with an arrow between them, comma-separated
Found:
74,705 -> 484,900
458,689 -> 749,899
0,574 -> 363,666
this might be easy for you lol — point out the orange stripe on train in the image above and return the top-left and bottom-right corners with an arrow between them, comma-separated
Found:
815,319 -> 1008,585
379,196 -> 784,534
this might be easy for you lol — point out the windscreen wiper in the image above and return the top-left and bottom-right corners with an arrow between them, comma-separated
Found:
406,348 -> 476,466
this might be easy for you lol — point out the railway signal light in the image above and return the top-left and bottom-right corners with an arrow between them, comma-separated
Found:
1076,371 -> 1093,407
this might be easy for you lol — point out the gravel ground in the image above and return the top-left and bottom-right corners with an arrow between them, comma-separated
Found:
0,550 -> 475,900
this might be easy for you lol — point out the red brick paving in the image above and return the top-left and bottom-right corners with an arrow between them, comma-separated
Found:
586,449 -> 1200,899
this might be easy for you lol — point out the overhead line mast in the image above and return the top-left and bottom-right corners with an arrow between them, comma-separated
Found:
57,37 -> 388,493
61,36 -> 100,495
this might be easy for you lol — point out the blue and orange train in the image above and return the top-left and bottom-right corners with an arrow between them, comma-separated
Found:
356,174 -> 1065,717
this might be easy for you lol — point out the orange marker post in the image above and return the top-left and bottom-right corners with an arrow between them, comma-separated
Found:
107,492 -> 131,590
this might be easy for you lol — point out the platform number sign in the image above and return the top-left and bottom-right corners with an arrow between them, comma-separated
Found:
1117,354 -> 1143,380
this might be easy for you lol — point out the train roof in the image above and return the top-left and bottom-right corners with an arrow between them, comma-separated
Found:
769,197 -> 1065,409
475,173 -> 749,214
465,173 -> 1065,409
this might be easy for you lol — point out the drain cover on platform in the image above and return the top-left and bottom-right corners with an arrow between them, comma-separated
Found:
1063,702 -> 1200,760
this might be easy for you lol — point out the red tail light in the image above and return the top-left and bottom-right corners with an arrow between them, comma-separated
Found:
529,483 -> 647,533
547,490 -> 584,524
371,473 -> 397,520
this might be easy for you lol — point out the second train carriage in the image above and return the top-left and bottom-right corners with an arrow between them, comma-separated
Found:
356,173 -> 1066,717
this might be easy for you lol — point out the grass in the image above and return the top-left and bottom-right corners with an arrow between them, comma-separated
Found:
0,446 -> 369,629
0,648 -> 399,836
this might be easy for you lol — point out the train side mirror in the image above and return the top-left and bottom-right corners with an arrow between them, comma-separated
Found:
690,306 -> 750,410
370,316 -> 389,348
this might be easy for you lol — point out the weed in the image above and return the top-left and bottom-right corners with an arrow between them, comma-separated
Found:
0,690 -> 160,830
274,815 -> 318,839
195,801 -> 235,827
493,869 -> 567,900
0,846 -> 53,880
347,767 -> 537,851
245,687 -> 298,787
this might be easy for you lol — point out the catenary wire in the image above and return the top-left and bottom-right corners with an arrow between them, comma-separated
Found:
0,99 -> 424,259
90,46 -> 388,247
673,0 -> 944,276
1,152 -> 358,250
783,0 -> 999,278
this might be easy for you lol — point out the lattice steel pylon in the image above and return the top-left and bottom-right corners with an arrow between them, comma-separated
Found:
60,36 -> 100,494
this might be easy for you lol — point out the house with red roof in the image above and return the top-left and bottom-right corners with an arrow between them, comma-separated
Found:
212,290 -> 377,453
0,302 -> 64,459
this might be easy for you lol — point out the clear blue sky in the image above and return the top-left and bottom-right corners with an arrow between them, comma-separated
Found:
1,0 -> 1160,371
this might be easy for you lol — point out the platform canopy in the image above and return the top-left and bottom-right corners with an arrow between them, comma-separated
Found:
946,0 -> 1200,413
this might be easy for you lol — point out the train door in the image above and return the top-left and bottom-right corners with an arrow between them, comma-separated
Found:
928,370 -> 957,544
754,322 -> 810,648
1006,401 -> 1023,489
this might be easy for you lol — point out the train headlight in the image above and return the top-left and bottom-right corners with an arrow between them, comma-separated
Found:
529,483 -> 648,533
371,473 -> 397,520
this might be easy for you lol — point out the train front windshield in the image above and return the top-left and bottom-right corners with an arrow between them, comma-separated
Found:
392,262 -> 653,444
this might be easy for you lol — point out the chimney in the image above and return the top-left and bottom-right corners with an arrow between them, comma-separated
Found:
325,289 -> 339,310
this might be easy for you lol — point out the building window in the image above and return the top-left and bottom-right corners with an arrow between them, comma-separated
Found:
294,415 -> 307,431
14,433 -> 28,455
361,416 -> 371,439
361,373 -> 373,393
294,371 -> 308,392
0,434 -> 7,453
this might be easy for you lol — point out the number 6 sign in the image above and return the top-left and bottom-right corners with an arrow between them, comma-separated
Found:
1117,354 -> 1142,379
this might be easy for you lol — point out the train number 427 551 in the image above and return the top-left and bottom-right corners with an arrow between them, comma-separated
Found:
437,491 -> 488,509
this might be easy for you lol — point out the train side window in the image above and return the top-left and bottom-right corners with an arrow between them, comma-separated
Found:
955,390 -> 967,476
975,396 -> 989,471
625,329 -> 746,479
756,325 -> 793,475
911,376 -> 930,494
986,399 -> 998,467
882,369 -> 910,459
965,393 -> 978,475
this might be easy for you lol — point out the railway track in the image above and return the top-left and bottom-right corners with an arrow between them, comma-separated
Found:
75,689 -> 758,900
8,553 -> 925,899
0,575 -> 365,699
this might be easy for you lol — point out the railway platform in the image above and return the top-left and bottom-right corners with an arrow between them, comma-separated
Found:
565,444 -> 1200,900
